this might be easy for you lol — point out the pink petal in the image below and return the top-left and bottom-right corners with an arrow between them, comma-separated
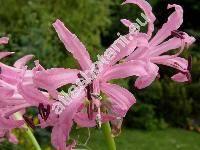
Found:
171,72 -> 188,82
134,62 -> 159,89
0,52 -> 14,59
1,103 -> 30,118
124,34 -> 149,61
34,68 -> 79,89
0,87 -> 14,97
120,19 -> 133,28
34,68 -> 79,97
8,133 -> 18,144
151,56 -> 188,72
149,4 -> 183,46
107,31 -> 149,65
17,83 -> 52,106
102,60 -> 149,81
122,0 -> 156,38
13,55 -> 34,69
53,19 -> 92,70
100,83 -> 136,117
51,89 -> 85,150
0,62 -> 22,85
0,37 -> 9,45
134,74 -> 157,89
150,33 -> 195,57
51,124 -> 68,150
0,116 -> 24,129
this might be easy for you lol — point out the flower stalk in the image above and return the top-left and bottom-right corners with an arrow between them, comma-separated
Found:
102,122 -> 116,150
14,112 -> 42,150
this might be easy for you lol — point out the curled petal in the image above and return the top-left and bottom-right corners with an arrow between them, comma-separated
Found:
151,56 -> 188,72
100,83 -> 136,117
53,19 -> 92,70
0,52 -> 14,59
134,62 -> 158,89
171,72 -> 190,82
102,60 -> 149,81
150,4 -> 183,46
150,33 -> 195,57
122,0 -> 156,38
0,63 -> 22,85
120,19 -> 133,28
34,68 -> 79,97
13,55 -> 34,69
17,83 -> 52,106
135,74 -> 156,89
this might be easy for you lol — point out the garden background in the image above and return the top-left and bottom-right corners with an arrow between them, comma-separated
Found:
0,0 -> 200,149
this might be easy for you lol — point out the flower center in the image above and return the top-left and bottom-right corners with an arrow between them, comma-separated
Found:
38,103 -> 50,121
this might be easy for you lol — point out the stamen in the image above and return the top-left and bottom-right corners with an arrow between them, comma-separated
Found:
38,103 -> 45,120
171,30 -> 185,39
44,105 -> 51,121
91,93 -> 102,100
85,84 -> 94,120
38,103 -> 50,121
173,62 -> 186,70
23,115 -> 35,129
95,114 -> 102,128
77,73 -> 83,79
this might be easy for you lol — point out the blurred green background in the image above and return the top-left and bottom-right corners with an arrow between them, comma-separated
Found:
0,0 -> 200,149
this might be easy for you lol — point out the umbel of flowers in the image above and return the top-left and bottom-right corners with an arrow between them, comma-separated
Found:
0,0 -> 195,150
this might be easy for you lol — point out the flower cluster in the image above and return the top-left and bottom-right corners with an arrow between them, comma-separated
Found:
0,0 -> 195,149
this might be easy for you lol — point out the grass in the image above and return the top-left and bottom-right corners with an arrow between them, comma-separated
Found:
74,128 -> 200,150
1,128 -> 200,150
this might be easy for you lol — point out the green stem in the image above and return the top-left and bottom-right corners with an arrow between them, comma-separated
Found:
14,112 -> 42,150
102,122 -> 116,150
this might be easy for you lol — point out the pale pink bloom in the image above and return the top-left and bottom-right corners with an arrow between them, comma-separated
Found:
0,38 -> 53,143
30,19 -> 157,150
0,37 -> 26,143
121,1 -> 195,88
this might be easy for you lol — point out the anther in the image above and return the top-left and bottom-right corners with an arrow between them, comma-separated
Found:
95,114 -> 102,128
38,103 -> 51,121
171,30 -> 185,39
91,93 -> 102,100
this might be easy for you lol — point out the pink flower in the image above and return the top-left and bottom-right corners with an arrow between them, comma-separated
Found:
121,1 -> 195,88
0,37 -> 25,143
0,37 -> 53,143
30,19 -> 156,150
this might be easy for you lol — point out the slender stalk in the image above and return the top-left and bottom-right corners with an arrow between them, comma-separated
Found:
102,122 -> 116,150
14,112 -> 42,150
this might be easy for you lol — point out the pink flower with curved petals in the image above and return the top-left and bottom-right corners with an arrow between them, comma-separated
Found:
122,2 -> 195,87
